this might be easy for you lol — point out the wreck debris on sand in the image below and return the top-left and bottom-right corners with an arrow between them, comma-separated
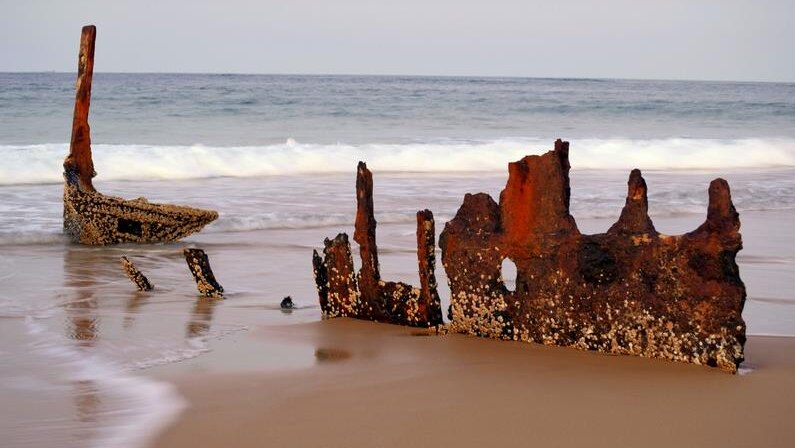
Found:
184,249 -> 224,298
312,162 -> 444,328
440,139 -> 746,373
63,25 -> 217,245
120,256 -> 154,291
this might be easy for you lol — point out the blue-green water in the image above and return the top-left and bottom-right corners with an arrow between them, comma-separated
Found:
2,73 -> 794,145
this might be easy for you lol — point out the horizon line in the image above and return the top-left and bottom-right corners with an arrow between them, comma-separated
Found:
1,70 -> 793,85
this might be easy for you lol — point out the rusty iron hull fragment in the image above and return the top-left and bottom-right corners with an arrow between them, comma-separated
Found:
312,163 -> 443,328
64,184 -> 218,244
63,25 -> 217,245
440,139 -> 746,373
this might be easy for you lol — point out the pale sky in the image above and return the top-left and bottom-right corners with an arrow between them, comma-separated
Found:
1,0 -> 793,82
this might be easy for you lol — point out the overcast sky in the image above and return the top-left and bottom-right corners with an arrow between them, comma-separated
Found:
1,0 -> 793,82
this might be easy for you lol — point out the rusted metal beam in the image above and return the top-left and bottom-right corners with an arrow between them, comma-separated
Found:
63,25 -> 97,192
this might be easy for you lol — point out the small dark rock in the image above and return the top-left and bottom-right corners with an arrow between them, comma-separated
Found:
280,296 -> 294,310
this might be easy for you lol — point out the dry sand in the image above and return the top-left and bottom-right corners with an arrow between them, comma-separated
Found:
152,319 -> 795,448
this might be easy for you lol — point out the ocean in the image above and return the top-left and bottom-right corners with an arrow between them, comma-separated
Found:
1,73 -> 794,447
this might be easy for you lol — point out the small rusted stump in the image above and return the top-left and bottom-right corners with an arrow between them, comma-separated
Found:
120,256 -> 154,291
440,139 -> 746,373
184,249 -> 224,298
314,234 -> 359,318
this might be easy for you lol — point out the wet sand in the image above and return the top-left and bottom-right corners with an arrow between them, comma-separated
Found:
152,319 -> 795,448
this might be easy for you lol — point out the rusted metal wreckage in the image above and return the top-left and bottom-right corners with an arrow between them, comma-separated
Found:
313,140 -> 747,373
312,162 -> 444,327
60,27 -> 745,372
63,26 -> 217,245
120,250 -> 225,299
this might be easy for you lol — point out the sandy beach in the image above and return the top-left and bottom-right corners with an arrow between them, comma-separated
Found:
151,319 -> 795,448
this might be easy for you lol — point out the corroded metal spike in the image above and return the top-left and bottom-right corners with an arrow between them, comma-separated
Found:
608,169 -> 656,235
417,210 -> 443,326
353,161 -> 379,310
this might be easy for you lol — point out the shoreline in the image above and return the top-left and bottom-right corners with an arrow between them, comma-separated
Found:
150,319 -> 795,448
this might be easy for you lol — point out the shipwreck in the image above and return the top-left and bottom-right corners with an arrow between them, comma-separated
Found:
63,25 -> 217,245
313,140 -> 746,372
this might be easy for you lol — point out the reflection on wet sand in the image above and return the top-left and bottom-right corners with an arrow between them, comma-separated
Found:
314,347 -> 352,363
64,248 -> 100,347
62,248 -> 105,444
74,380 -> 100,422
124,292 -> 149,328
187,297 -> 218,338
67,301 -> 98,346
59,246 -> 210,448
72,380 -> 101,445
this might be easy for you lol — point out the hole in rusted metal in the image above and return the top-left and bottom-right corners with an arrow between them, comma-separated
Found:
501,258 -> 517,292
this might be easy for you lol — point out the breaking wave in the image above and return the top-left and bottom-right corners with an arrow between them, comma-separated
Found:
1,137 -> 794,185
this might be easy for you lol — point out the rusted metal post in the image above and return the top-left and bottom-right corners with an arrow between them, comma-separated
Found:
120,256 -> 154,291
184,249 -> 224,298
353,162 -> 379,317
63,25 -> 97,192
416,210 -> 443,326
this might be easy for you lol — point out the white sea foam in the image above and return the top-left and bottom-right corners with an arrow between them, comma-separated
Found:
0,231 -> 68,246
0,296 -> 59,318
2,137 -> 794,185
92,377 -> 185,448
126,324 -> 247,371
22,317 -> 187,448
